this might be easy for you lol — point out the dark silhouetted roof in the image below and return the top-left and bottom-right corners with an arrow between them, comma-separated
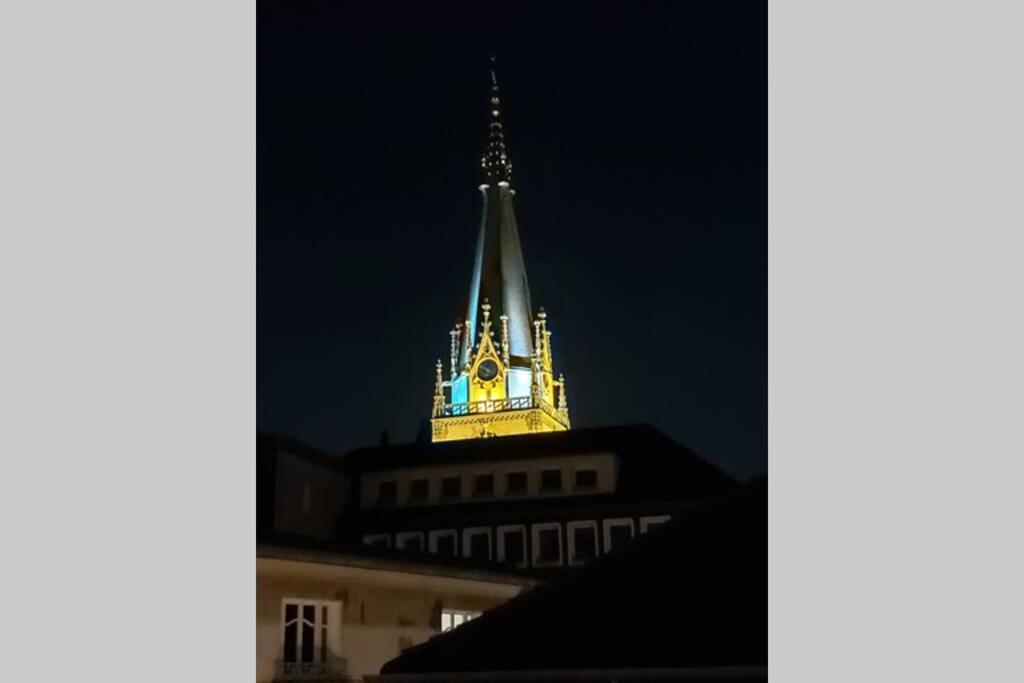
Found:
380,477 -> 766,675
342,424 -> 737,503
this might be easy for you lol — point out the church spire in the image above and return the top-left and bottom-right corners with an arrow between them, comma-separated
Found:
431,57 -> 571,443
481,54 -> 512,185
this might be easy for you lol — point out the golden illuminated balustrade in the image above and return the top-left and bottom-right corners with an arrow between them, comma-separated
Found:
435,395 -> 570,429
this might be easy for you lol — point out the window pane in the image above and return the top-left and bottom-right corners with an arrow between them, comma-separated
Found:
283,621 -> 297,662
575,469 -> 597,490
540,469 -> 562,492
410,479 -> 429,501
321,627 -> 328,662
322,606 -> 327,624
507,472 -> 527,494
378,481 -> 397,505
436,534 -> 456,557
538,528 -> 559,563
441,476 -> 461,498
301,621 -> 314,662
442,613 -> 452,631
469,533 -> 489,560
285,604 -> 297,622
504,530 -> 525,565
302,605 -> 316,624
573,526 -> 596,561
474,474 -> 494,496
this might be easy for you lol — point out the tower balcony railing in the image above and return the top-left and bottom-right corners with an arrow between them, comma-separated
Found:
436,395 -> 569,429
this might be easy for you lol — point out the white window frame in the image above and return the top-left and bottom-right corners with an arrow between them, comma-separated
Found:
462,527 -> 492,561
441,608 -> 481,632
428,529 -> 458,556
496,524 -> 528,568
280,598 -> 342,678
395,531 -> 425,552
504,469 -> 529,497
538,467 -> 564,494
602,518 -> 635,554
531,522 -> 563,567
362,533 -> 390,548
640,514 -> 672,533
567,520 -> 599,566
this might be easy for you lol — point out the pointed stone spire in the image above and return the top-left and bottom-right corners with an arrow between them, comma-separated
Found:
460,55 -> 534,369
481,54 -> 512,185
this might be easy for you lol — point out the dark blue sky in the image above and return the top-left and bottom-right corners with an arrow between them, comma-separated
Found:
258,1 -> 766,479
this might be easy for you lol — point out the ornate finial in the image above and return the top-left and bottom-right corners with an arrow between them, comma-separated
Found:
449,323 -> 462,380
433,359 -> 444,417
533,315 -> 542,356
558,373 -> 568,412
481,298 -> 493,338
499,313 -> 510,367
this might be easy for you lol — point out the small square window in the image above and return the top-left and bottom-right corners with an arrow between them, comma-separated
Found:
574,469 -> 597,491
377,481 -> 397,506
506,471 -> 528,495
540,469 -> 562,493
474,473 -> 495,497
409,478 -> 429,503
441,476 -> 461,500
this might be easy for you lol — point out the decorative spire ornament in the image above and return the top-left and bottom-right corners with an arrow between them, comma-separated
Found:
499,313 -> 510,367
449,323 -> 462,380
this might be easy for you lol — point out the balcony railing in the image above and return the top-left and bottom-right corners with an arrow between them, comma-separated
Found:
436,396 -> 569,429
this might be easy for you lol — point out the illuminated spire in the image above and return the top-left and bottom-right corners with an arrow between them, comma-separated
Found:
481,54 -> 512,185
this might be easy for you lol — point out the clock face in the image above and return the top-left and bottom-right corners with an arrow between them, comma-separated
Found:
477,359 -> 499,381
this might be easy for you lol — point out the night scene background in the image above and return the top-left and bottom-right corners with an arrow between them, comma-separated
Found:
258,1 -> 766,480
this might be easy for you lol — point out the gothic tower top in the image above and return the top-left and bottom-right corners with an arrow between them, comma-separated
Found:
430,57 -> 571,443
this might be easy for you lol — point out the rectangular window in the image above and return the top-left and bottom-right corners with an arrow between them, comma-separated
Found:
532,523 -> 562,566
506,471 -> 528,496
574,469 -> 598,491
568,521 -> 599,565
281,599 -> 340,677
408,478 -> 429,503
396,531 -> 424,553
376,480 -> 397,507
429,529 -> 458,557
540,468 -> 563,493
441,608 -> 481,632
363,534 -> 390,548
463,528 -> 491,561
441,475 -> 461,500
497,525 -> 527,568
473,473 -> 495,497
603,519 -> 635,554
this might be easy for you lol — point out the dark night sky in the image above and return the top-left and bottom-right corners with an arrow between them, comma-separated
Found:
258,1 -> 766,479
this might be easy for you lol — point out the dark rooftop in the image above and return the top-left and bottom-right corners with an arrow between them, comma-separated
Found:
380,476 -> 766,675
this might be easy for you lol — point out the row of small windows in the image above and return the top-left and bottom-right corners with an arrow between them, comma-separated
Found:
374,467 -> 599,507
363,516 -> 670,569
